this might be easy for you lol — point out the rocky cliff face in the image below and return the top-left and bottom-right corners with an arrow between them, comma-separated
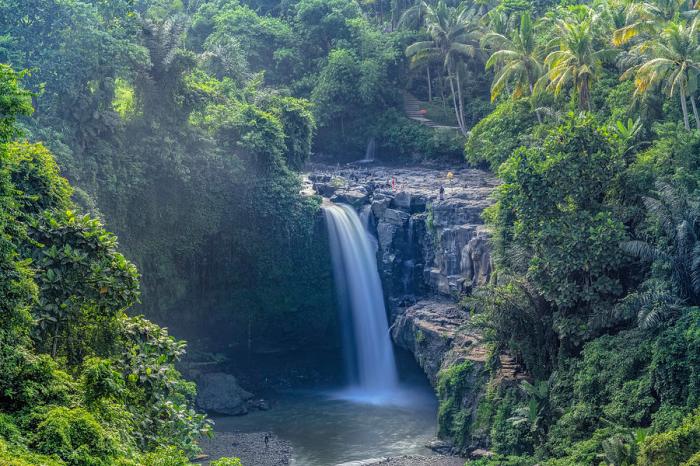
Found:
310,165 -> 526,453
311,165 -> 505,452
310,166 -> 498,307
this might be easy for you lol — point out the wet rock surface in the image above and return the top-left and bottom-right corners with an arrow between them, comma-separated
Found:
391,299 -> 486,386
198,431 -> 292,465
308,165 -> 498,304
335,455 -> 465,466
195,372 -> 254,416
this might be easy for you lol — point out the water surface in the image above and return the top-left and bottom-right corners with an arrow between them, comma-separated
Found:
214,353 -> 439,466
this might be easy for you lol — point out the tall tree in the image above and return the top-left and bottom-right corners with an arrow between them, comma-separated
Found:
613,0 -> 693,46
484,12 -> 543,103
622,20 -> 700,130
405,0 -> 482,133
399,0 -> 434,101
537,12 -> 611,110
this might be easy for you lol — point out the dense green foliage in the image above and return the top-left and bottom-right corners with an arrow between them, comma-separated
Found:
452,0 -> 700,463
0,66 -> 238,465
6,0 -> 700,464
0,0 -> 345,351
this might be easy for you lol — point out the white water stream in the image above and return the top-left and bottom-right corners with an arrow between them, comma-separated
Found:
324,203 -> 399,400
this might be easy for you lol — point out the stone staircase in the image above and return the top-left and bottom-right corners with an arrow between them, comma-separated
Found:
403,93 -> 461,131
496,353 -> 528,383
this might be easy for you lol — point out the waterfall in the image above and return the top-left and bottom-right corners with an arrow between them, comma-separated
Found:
359,137 -> 376,163
365,137 -> 376,162
324,204 -> 398,397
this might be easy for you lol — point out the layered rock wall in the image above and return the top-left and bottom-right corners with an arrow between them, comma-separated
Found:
310,166 -> 498,308
311,165 -> 508,453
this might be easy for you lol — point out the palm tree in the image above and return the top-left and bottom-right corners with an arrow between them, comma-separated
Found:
536,14 -> 612,110
405,1 -> 482,134
484,12 -> 543,104
399,0 -> 434,101
613,0 -> 693,46
620,182 -> 700,328
397,0 -> 428,29
622,20 -> 700,130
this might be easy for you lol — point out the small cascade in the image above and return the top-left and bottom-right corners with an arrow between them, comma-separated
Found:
324,204 -> 398,397
358,137 -> 376,163
359,204 -> 378,252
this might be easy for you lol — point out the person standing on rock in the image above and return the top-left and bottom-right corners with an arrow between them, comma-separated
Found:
439,184 -> 445,201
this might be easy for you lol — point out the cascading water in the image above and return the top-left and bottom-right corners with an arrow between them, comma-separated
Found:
358,137 -> 376,163
324,203 -> 399,398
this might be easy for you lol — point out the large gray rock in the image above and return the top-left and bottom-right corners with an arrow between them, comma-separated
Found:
382,208 -> 410,226
392,192 -> 428,213
461,233 -> 492,289
331,187 -> 369,207
392,300 -> 514,452
391,299 -> 483,385
195,372 -> 254,415
313,182 -> 337,197
432,198 -> 486,228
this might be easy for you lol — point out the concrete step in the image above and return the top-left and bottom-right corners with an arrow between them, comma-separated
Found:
403,92 -> 460,131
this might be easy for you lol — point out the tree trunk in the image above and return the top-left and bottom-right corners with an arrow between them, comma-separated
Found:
530,82 -> 542,124
691,94 -> 700,130
681,87 -> 690,130
52,321 -> 60,358
440,77 -> 447,112
427,66 -> 432,102
448,74 -> 462,130
455,68 -> 467,135
580,78 -> 591,111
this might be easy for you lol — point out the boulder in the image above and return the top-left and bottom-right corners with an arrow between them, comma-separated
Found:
392,191 -> 428,213
461,234 -> 492,288
195,372 -> 254,416
432,198 -> 485,228
382,208 -> 410,226
313,182 -> 337,197
392,191 -> 412,210
391,299 -> 474,385
371,196 -> 392,220
331,188 -> 368,207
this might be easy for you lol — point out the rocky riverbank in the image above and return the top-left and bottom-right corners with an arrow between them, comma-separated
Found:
198,431 -> 292,465
336,455 -> 466,466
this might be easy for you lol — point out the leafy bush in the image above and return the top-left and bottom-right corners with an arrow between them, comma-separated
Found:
465,99 -> 537,170
0,413 -> 22,445
138,446 -> 191,466
32,407 -> 117,466
116,316 -> 211,456
437,361 -> 487,451
211,458 -> 243,466
683,452 -> 700,466
376,109 -> 465,162
638,411 -> 700,466
651,308 -> 700,408
0,438 -> 64,466
80,358 -> 126,406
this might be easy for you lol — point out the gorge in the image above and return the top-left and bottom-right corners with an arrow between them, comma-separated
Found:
5,0 -> 700,465
201,164 -> 500,465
